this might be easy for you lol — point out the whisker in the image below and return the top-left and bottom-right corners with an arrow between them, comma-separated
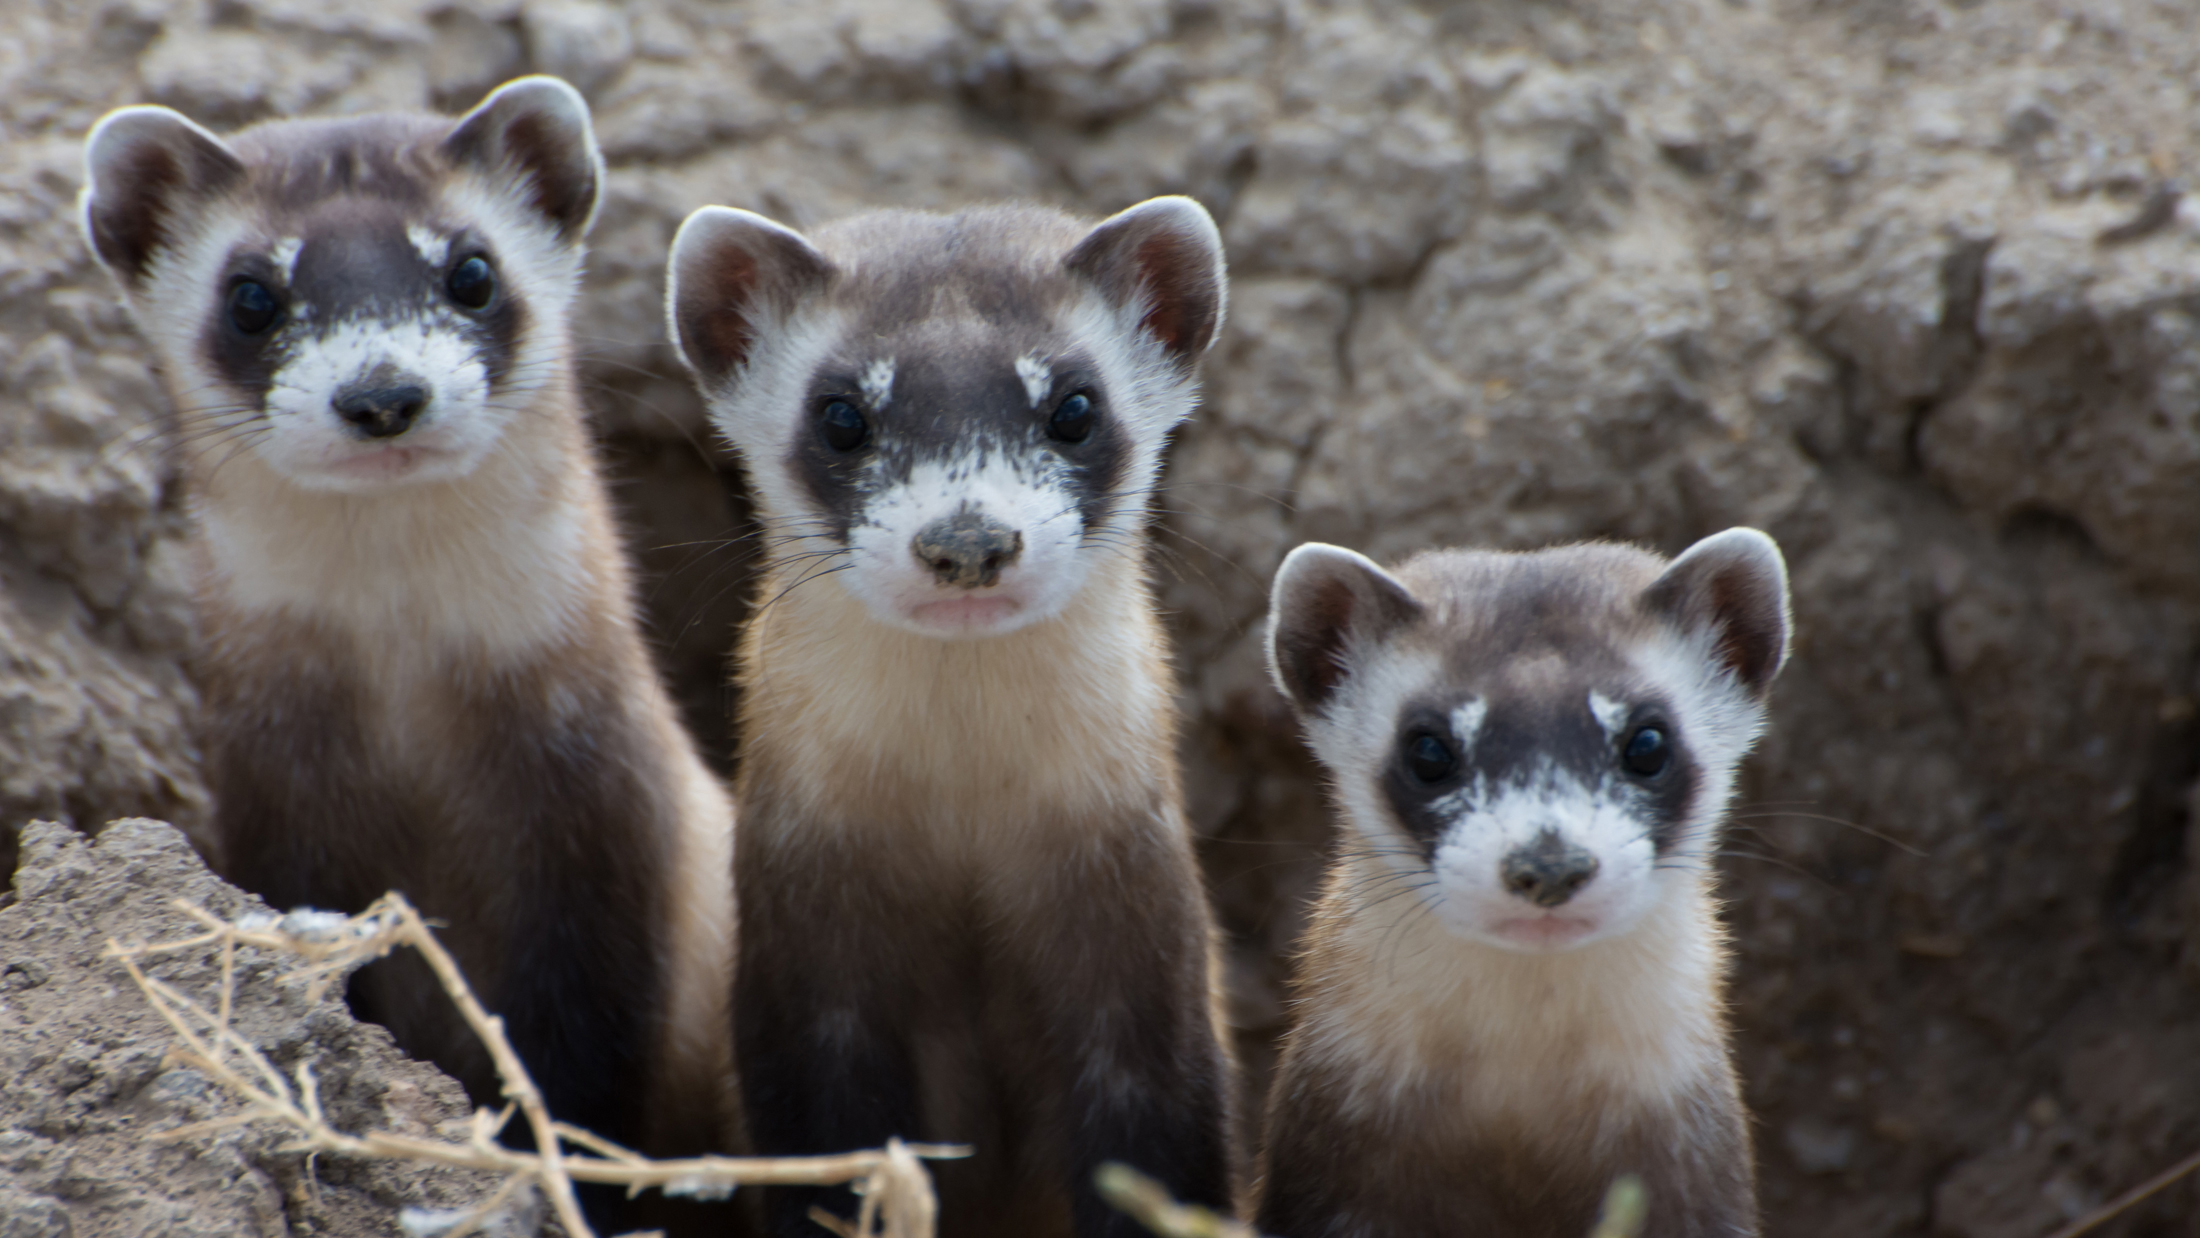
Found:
1727,808 -> 1927,858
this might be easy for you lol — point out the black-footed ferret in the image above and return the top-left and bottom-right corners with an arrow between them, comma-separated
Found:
665,199 -> 1237,1236
1255,530 -> 1791,1238
78,78 -> 735,1193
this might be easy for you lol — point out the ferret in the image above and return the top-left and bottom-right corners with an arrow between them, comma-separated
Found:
78,77 -> 736,1219
664,198 -> 1238,1236
1254,529 -> 1791,1238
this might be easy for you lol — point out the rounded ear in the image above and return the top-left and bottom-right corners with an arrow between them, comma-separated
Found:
80,105 -> 246,286
1064,195 -> 1227,373
665,206 -> 837,393
441,75 -> 603,243
1267,543 -> 1425,716
1641,527 -> 1793,695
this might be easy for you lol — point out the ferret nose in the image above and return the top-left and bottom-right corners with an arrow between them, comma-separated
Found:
1501,831 -> 1600,908
911,508 -> 1024,589
333,383 -> 428,439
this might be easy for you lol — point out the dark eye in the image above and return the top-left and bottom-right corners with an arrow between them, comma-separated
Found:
1405,732 -> 1457,784
227,280 -> 280,335
1048,391 -> 1094,443
446,255 -> 495,310
1622,726 -> 1670,777
820,399 -> 868,452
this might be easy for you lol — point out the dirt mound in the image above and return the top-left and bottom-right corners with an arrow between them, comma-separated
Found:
4,0 -> 2199,1234
0,819 -> 517,1237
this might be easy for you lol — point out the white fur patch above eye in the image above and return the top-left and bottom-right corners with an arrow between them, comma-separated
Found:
271,237 -> 304,283
1589,691 -> 1630,738
1016,351 -> 1051,409
860,357 -> 895,410
406,224 -> 450,269
1450,698 -> 1488,753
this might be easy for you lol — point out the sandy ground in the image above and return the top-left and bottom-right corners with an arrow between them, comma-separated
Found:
4,0 -> 2200,1234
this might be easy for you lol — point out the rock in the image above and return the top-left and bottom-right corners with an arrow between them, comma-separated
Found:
522,0 -> 634,98
5,1 -> 2200,1233
1784,1117 -> 1857,1176
0,821 -> 513,1235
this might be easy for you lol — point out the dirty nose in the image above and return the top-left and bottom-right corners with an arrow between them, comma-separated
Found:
333,383 -> 428,439
911,508 -> 1024,589
1500,831 -> 1601,908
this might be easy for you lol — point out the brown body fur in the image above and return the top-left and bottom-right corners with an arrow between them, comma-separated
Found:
78,82 -> 741,1234
195,390 -> 733,1161
732,547 -> 1235,1237
1253,537 -> 1790,1238
1255,863 -> 1753,1238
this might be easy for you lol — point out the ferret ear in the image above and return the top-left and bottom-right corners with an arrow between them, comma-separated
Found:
1064,195 -> 1227,373
80,105 -> 245,286
666,206 -> 838,393
1267,543 -> 1425,716
1642,527 -> 1793,696
442,75 -> 603,243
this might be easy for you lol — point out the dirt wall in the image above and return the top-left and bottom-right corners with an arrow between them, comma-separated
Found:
0,820 -> 521,1236
4,0 -> 2199,1234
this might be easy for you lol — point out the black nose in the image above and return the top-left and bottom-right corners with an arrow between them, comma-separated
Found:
1500,831 -> 1601,908
333,384 -> 428,439
911,508 -> 1024,589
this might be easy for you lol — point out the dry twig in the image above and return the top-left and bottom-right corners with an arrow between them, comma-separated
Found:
1587,1175 -> 1647,1238
2040,1146 -> 2200,1238
108,893 -> 963,1238
1096,1163 -> 1261,1238
1097,1163 -> 1652,1238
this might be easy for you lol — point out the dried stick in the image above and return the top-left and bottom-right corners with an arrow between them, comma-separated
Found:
1095,1163 -> 1260,1238
1097,1164 -> 1651,1238
2040,1146 -> 2200,1238
1587,1175 -> 1647,1238
384,895 -> 586,1234
109,894 -> 964,1238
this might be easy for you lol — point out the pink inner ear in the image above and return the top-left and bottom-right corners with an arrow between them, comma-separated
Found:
1707,567 -> 1783,688
1296,580 -> 1360,705
500,110 -> 591,236
684,242 -> 763,382
1136,231 -> 1199,355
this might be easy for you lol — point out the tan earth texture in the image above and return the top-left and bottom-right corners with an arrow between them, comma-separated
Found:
0,820 -> 529,1237
4,0 -> 2200,1235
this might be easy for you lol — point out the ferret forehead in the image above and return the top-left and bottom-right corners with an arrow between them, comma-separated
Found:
228,114 -> 447,214
272,203 -> 448,318
1386,545 -> 1662,680
813,205 -> 1090,336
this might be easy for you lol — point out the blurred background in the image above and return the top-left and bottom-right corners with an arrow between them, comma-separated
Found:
3,0 -> 2198,1233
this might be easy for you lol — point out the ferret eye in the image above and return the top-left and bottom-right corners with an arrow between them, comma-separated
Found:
820,399 -> 869,452
1404,732 -> 1457,783
1622,726 -> 1670,777
446,256 -> 496,310
227,281 -> 281,335
1048,391 -> 1094,443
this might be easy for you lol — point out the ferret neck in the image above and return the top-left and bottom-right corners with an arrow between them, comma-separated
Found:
1303,847 -> 1731,1122
190,383 -> 611,664
739,545 -> 1176,820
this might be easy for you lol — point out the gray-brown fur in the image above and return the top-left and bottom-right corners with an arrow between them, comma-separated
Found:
1258,931 -> 1755,1238
80,78 -> 737,1236
1255,532 -> 1790,1238
734,737 -> 1230,1236
667,197 -> 1236,1237
198,594 -> 688,1137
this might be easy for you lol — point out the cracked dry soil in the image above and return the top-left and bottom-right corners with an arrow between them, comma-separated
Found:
5,1 -> 2200,1235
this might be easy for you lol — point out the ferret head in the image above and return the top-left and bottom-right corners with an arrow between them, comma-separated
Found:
1267,530 -> 1791,954
79,76 -> 602,493
665,198 -> 1225,640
